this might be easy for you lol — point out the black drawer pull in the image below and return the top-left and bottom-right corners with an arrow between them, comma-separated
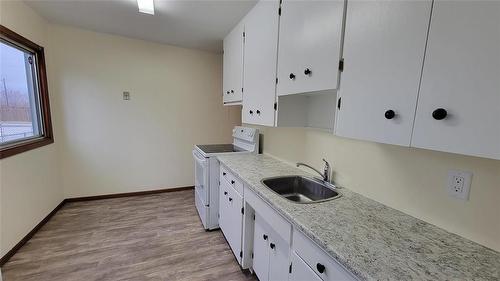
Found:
263,234 -> 268,240
316,263 -> 325,274
270,243 -> 275,249
224,191 -> 227,195
432,108 -> 447,120
385,109 -> 396,119
231,180 -> 235,184
228,197 -> 233,202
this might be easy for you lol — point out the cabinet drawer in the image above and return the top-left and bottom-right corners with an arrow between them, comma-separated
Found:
244,186 -> 291,244
290,252 -> 322,281
293,229 -> 357,281
220,165 -> 243,195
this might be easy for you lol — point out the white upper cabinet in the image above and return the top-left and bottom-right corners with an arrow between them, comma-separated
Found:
335,0 -> 432,146
277,0 -> 345,96
223,22 -> 244,105
411,1 -> 500,159
242,0 -> 280,126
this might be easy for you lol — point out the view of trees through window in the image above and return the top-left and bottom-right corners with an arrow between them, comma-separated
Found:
0,40 -> 41,144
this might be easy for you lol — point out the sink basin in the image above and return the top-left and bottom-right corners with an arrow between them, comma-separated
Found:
261,176 -> 341,203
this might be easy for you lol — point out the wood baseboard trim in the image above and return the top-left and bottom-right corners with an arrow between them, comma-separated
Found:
0,200 -> 66,267
65,186 -> 194,202
0,186 -> 194,267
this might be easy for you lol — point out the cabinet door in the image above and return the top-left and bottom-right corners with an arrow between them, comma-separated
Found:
411,1 -> 500,159
268,231 -> 290,281
335,0 -> 432,146
223,22 -> 244,104
290,252 -> 322,281
253,213 -> 270,281
218,183 -> 227,232
225,185 -> 244,264
277,0 -> 344,96
242,0 -> 279,126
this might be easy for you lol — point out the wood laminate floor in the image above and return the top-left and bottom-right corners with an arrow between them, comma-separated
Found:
2,190 -> 257,281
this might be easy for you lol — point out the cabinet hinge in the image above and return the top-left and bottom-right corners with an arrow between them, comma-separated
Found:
253,214 -> 256,220
241,207 -> 244,215
278,7 -> 281,16
251,252 -> 254,259
337,97 -> 342,110
243,31 -> 245,37
242,87 -> 244,93
275,77 -> 278,84
218,213 -> 220,218
274,102 -> 277,111
239,251 -> 243,258
289,263 -> 292,273
339,58 -> 344,72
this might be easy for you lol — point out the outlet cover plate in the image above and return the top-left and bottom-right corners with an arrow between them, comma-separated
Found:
447,170 -> 472,201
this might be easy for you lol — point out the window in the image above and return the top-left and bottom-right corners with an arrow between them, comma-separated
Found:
0,25 -> 53,159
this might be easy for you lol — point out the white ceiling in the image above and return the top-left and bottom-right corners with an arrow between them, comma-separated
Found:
25,0 -> 257,53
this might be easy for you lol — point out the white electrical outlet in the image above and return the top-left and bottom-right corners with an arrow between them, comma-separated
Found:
447,170 -> 472,200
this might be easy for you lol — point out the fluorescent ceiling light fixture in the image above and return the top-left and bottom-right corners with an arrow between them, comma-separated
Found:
137,0 -> 155,15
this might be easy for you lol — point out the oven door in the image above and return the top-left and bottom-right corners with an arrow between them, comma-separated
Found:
193,149 -> 209,206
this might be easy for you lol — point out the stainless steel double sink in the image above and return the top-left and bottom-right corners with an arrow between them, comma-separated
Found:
261,176 -> 341,203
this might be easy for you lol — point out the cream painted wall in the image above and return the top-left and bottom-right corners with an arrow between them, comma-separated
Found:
47,25 -> 240,198
253,126 -> 500,251
0,0 -> 63,257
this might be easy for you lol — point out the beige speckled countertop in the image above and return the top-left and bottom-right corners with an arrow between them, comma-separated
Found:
217,154 -> 499,281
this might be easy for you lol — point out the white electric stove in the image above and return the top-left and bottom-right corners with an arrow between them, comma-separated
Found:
192,126 -> 259,230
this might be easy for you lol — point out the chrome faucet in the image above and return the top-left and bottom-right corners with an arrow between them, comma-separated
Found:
296,159 -> 331,183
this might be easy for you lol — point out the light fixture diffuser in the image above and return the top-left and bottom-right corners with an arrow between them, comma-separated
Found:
137,0 -> 155,15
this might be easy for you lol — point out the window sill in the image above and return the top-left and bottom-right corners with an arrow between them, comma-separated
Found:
0,136 -> 54,159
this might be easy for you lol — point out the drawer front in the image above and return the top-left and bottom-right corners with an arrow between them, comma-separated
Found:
290,252 -> 322,281
220,165 -> 244,195
293,229 -> 358,281
244,185 -> 291,244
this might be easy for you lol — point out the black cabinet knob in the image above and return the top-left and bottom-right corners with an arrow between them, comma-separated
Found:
270,243 -> 275,249
432,108 -> 447,120
228,197 -> 233,202
304,68 -> 311,75
385,110 -> 396,119
316,263 -> 325,273
256,110 -> 261,115
231,89 -> 234,93
222,172 -> 226,176
263,234 -> 268,240
249,110 -> 254,115
231,180 -> 235,184
289,73 -> 296,80
223,191 -> 227,195
226,91 -> 229,94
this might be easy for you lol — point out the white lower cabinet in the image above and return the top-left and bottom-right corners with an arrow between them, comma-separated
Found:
253,212 -> 290,281
252,213 -> 271,281
219,177 -> 243,264
290,252 -> 322,281
268,232 -> 290,281
219,166 -> 358,280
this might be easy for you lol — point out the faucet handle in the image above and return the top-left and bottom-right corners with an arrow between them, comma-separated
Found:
322,159 -> 331,182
